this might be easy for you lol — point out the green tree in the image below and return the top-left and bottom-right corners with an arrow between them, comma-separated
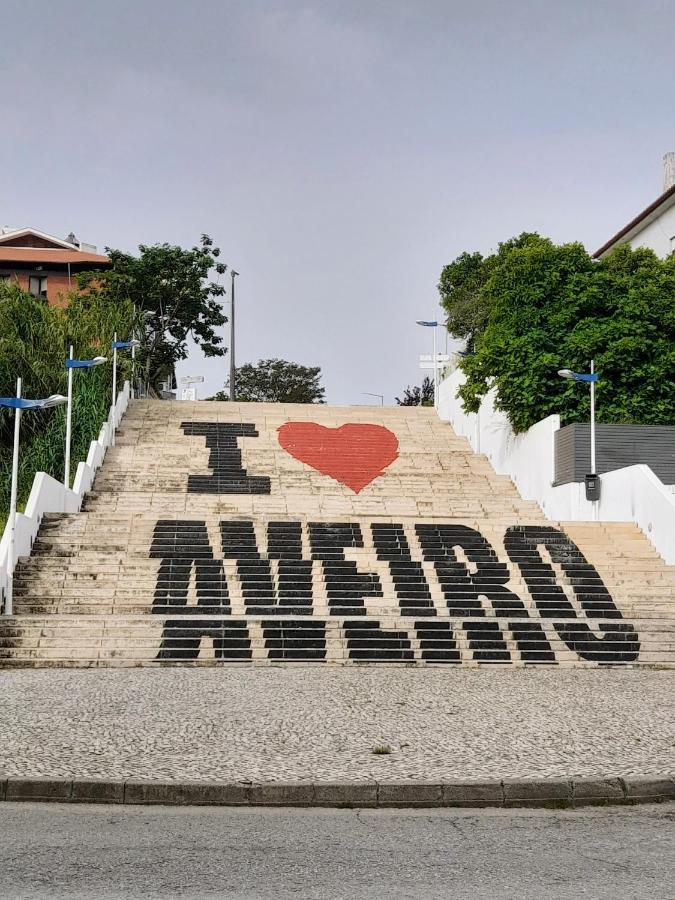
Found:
455,236 -> 675,432
81,234 -> 227,392
210,358 -> 326,403
395,376 -> 434,406
438,233 -> 542,350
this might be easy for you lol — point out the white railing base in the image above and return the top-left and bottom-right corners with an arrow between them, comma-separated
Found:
438,370 -> 675,565
0,382 -> 130,612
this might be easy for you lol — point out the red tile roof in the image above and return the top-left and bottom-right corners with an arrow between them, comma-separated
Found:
0,248 -> 110,265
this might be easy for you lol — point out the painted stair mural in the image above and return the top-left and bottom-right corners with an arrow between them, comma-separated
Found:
3,401 -> 675,667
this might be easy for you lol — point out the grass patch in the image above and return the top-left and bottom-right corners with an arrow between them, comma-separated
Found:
371,744 -> 393,755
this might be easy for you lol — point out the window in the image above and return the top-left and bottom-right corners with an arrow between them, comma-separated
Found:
29,275 -> 48,298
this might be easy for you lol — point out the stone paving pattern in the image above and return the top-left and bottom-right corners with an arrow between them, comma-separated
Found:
0,668 -> 672,783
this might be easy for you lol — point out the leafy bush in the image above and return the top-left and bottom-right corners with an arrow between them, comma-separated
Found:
210,359 -> 326,403
395,376 -> 434,406
0,283 -> 132,522
443,236 -> 675,433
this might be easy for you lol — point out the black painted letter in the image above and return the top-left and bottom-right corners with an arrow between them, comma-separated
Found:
181,422 -> 271,494
504,526 -> 639,663
309,523 -> 383,616
150,520 -> 229,614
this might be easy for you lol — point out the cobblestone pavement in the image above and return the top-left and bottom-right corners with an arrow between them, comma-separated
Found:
0,668 -> 673,783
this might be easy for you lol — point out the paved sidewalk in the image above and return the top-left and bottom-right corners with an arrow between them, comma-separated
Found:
0,668 -> 673,784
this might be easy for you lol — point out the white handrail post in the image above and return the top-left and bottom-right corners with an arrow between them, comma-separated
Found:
433,326 -> 438,410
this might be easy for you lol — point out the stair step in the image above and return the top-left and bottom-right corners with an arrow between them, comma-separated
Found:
6,400 -> 675,669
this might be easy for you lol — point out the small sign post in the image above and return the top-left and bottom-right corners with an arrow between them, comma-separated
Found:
179,376 -> 204,402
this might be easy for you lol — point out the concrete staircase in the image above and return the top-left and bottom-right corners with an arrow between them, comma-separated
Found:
2,400 -> 674,666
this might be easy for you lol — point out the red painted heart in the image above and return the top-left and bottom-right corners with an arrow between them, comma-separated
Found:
277,422 -> 399,493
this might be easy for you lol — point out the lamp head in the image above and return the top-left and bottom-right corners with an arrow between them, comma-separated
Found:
557,369 -> 575,379
0,394 -> 68,409
40,394 -> 68,408
416,320 -> 438,327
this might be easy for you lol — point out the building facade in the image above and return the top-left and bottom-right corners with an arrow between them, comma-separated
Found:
0,228 -> 111,306
594,153 -> 675,260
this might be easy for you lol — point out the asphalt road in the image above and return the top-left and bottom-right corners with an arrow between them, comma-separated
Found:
0,802 -> 672,899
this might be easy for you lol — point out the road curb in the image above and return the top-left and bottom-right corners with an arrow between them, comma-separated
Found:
0,776 -> 673,809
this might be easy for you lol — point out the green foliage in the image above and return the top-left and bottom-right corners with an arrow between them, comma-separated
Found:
0,282 -> 132,520
438,233 -> 541,350
210,358 -> 326,403
81,234 -> 227,392
395,376 -> 434,406
453,236 -> 675,432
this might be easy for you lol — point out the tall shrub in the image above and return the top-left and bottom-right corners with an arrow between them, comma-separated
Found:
447,238 -> 675,433
0,283 -> 132,521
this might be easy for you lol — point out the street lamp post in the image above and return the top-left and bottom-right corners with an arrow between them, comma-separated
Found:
362,392 -> 384,405
111,334 -> 140,446
589,359 -> 596,475
416,320 -> 440,409
64,347 -> 107,488
558,360 -> 600,516
131,304 -> 137,401
229,270 -> 239,402
65,346 -> 73,486
0,380 -> 67,615
6,380 -> 21,618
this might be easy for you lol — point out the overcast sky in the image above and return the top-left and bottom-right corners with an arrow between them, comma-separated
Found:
2,0 -> 673,403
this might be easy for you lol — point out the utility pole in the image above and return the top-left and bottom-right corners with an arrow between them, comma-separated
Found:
229,270 -> 239,401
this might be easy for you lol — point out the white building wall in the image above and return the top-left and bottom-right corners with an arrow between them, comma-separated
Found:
626,203 -> 675,258
438,369 -> 675,564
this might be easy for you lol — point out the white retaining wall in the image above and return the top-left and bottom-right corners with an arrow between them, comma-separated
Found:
0,382 -> 130,609
438,369 -> 675,564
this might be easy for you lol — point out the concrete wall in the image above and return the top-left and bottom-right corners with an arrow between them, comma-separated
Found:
437,371 -> 559,504
438,369 -> 675,564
